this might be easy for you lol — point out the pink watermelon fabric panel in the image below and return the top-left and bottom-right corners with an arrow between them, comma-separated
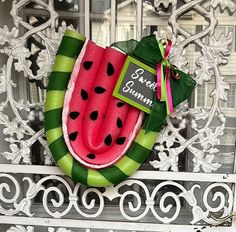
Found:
63,40 -> 142,169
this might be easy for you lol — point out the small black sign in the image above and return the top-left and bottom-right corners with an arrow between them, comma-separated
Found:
113,56 -> 156,114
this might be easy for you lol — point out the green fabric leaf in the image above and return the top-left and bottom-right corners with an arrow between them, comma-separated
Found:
131,35 -> 163,67
111,39 -> 138,54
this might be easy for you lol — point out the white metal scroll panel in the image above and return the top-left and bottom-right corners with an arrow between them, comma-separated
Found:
0,0 -> 236,231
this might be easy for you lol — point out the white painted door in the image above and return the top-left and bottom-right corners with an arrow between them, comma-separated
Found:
0,0 -> 236,231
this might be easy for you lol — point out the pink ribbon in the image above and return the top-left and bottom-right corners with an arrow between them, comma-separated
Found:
156,39 -> 174,114
165,66 -> 174,114
157,62 -> 162,100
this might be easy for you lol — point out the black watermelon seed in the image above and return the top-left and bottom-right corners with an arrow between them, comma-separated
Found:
107,62 -> 114,76
117,117 -> 123,128
90,111 -> 98,121
87,153 -> 96,159
83,61 -> 93,70
69,131 -> 78,141
104,134 -> 112,146
81,89 -> 88,100
69,111 -> 80,120
117,102 -> 125,107
94,86 -> 106,94
116,137 -> 126,145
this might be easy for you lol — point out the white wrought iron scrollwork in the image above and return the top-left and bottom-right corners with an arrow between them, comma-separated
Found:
151,0 -> 235,172
0,174 -> 105,219
0,173 -> 234,225
0,0 -> 74,165
6,225 -> 34,232
0,174 -> 21,215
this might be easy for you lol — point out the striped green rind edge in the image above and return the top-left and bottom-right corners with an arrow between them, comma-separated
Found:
45,90 -> 65,111
45,29 -> 159,187
46,127 -> 62,145
57,36 -> 85,58
47,72 -> 71,91
44,108 -> 62,131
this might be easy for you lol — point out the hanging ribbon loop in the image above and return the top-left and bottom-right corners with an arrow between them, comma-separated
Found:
156,39 -> 174,115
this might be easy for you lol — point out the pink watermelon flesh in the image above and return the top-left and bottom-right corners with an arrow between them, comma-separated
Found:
63,40 -> 142,169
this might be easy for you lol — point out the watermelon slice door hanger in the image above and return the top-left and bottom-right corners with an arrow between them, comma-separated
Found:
45,30 -> 196,187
